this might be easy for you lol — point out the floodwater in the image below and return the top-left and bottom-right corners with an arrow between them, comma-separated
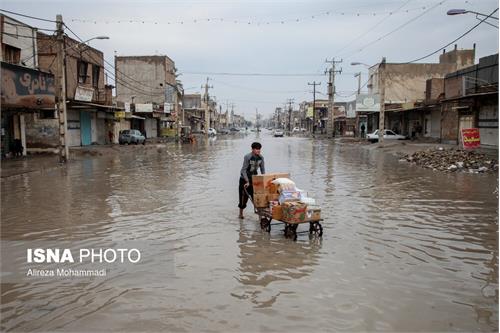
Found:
1,133 -> 498,332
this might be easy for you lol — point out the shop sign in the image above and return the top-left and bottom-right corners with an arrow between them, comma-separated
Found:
356,94 -> 380,112
74,86 -> 94,102
1,62 -> 55,108
115,111 -> 126,119
461,128 -> 480,149
135,103 -> 153,113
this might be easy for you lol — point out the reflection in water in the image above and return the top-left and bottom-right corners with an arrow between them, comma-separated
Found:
233,220 -> 322,308
1,135 -> 498,332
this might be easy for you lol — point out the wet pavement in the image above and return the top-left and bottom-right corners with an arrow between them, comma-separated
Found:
1,133 -> 498,332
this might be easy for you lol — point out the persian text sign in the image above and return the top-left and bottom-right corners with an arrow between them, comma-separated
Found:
74,86 -> 94,102
1,62 -> 55,108
461,128 -> 480,149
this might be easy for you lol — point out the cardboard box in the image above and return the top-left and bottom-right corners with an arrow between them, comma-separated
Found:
269,193 -> 280,202
252,173 -> 290,194
271,204 -> 282,220
304,208 -> 321,221
253,193 -> 269,208
282,201 -> 308,223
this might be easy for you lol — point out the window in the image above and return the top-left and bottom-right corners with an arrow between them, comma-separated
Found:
2,44 -> 21,65
77,61 -> 89,84
39,110 -> 56,119
92,65 -> 100,88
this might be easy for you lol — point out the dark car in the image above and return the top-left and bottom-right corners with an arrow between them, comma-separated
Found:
119,129 -> 146,145
219,128 -> 230,135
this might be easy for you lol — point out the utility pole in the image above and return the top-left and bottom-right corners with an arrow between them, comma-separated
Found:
378,58 -> 386,143
286,98 -> 294,135
308,81 -> 321,135
355,72 -> 361,95
201,77 -> 213,136
56,14 -> 69,163
325,58 -> 342,138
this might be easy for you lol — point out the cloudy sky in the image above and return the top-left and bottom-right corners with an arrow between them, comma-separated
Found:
2,0 -> 498,119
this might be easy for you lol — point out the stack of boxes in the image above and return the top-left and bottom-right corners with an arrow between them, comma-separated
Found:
252,173 -> 321,224
252,173 -> 289,208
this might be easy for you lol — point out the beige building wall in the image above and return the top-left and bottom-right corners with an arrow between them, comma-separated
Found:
115,55 -> 176,105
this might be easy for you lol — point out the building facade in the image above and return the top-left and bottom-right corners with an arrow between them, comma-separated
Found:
37,32 -> 113,147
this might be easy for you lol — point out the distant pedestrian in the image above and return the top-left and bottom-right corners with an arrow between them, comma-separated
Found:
238,142 -> 265,219
360,124 -> 366,138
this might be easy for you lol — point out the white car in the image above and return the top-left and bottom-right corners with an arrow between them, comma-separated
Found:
367,129 -> 407,142
208,128 -> 217,136
273,129 -> 284,137
292,127 -> 300,133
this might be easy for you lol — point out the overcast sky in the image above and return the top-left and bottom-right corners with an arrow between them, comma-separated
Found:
2,0 -> 498,119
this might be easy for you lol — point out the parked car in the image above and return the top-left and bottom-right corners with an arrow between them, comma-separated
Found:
208,128 -> 217,136
219,128 -> 230,135
229,127 -> 240,133
273,129 -> 284,137
366,129 -> 407,142
119,129 -> 146,145
292,127 -> 300,133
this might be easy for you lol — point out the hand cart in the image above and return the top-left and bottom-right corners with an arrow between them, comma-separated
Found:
244,187 -> 323,241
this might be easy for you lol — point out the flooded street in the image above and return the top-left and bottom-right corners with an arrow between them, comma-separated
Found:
1,133 -> 498,332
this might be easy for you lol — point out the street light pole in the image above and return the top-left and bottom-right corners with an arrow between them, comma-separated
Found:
354,72 -> 361,95
447,8 -> 499,28
56,14 -> 69,163
378,58 -> 386,144
55,15 -> 109,163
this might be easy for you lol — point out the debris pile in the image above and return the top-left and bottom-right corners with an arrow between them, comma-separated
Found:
402,148 -> 498,173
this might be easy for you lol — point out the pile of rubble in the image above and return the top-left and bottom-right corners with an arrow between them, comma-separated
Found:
402,148 -> 498,173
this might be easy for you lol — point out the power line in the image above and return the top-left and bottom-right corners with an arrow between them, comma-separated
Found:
342,0 -> 447,60
61,23 -> 166,97
182,71 -> 324,77
3,21 -> 56,31
67,5 -> 435,27
1,31 -> 54,39
213,80 -> 308,94
404,7 -> 499,64
0,8 -> 55,22
335,0 -> 412,56
62,22 -> 167,95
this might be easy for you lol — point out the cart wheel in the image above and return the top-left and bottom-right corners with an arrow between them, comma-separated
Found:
260,217 -> 271,232
309,222 -> 323,237
284,224 -> 298,241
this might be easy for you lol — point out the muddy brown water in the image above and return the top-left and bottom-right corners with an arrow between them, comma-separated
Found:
1,134 -> 498,332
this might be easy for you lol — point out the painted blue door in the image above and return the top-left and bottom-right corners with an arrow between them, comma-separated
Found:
80,111 -> 92,146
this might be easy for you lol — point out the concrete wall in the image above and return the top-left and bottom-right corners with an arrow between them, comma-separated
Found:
37,34 -> 106,103
145,118 -> 157,138
426,78 -> 444,102
382,63 -> 458,103
369,49 -> 475,104
478,99 -> 498,147
25,113 -> 59,148
96,112 -> 108,144
91,112 -> 97,143
183,94 -> 201,109
115,56 -> 176,105
439,48 -> 475,69
430,108 -> 441,138
1,15 -> 37,68
441,104 -> 459,144
67,109 -> 81,147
